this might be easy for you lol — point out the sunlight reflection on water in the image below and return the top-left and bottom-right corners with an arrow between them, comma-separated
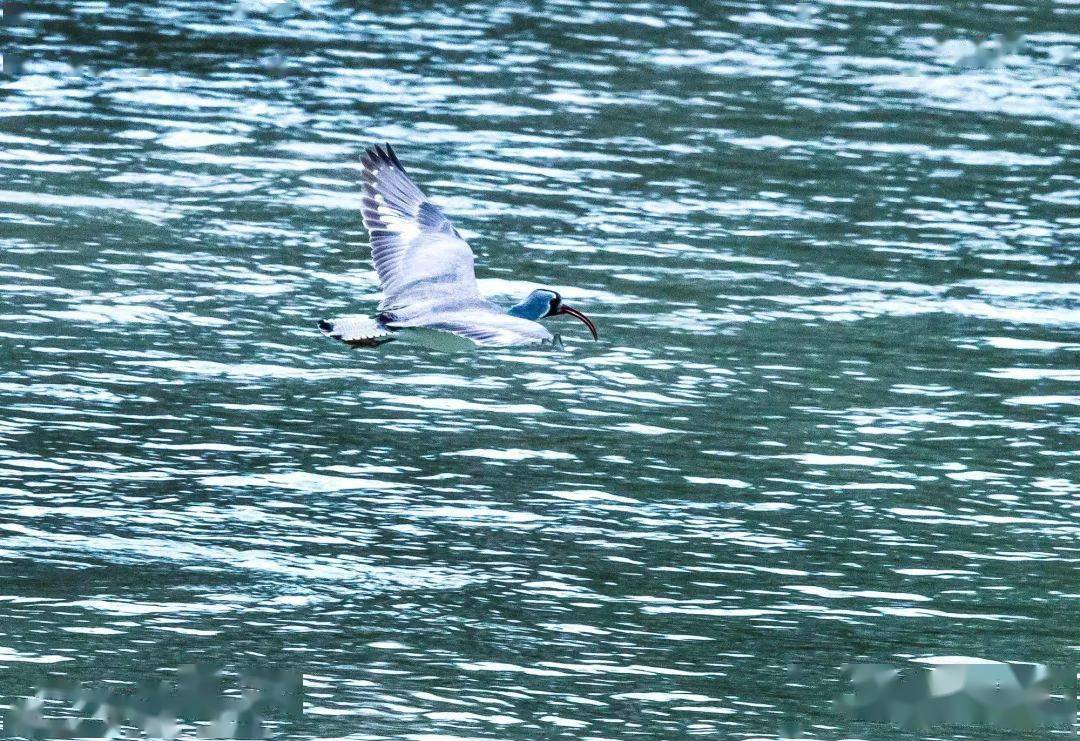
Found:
0,0 -> 1077,737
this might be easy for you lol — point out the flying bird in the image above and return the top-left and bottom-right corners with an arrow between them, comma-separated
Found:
319,144 -> 598,348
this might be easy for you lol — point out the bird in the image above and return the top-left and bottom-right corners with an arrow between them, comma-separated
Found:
319,143 -> 598,348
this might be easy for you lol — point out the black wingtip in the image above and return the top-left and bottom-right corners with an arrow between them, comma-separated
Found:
362,142 -> 404,172
318,319 -> 334,333
384,142 -> 403,169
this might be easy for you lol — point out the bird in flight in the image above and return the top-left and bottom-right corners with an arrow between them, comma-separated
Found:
319,144 -> 598,348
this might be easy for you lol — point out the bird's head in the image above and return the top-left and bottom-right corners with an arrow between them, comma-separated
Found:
512,289 -> 598,340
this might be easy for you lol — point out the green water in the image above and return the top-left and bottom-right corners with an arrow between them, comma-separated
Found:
1,0 -> 1077,738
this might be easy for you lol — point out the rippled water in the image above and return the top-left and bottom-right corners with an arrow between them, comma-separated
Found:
1,0 -> 1078,737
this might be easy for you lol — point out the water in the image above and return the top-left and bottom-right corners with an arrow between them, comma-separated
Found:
1,0 -> 1078,738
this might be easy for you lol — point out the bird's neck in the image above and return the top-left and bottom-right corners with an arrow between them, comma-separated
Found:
506,298 -> 544,320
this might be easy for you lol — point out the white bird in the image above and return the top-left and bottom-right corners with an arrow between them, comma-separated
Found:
319,144 -> 598,348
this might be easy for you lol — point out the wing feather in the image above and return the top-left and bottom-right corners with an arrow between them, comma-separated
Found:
360,144 -> 480,309
388,310 -> 555,347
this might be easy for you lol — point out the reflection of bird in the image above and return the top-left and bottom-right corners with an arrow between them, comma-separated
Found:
320,144 -> 598,348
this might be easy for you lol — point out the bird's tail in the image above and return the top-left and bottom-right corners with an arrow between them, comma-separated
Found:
318,316 -> 395,347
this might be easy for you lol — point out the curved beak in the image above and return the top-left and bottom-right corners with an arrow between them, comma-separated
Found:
555,304 -> 599,340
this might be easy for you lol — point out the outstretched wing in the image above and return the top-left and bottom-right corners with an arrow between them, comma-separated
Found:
389,309 -> 555,347
361,144 -> 481,309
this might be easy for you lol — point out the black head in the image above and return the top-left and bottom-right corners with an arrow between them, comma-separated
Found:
538,289 -> 598,340
540,290 -> 563,318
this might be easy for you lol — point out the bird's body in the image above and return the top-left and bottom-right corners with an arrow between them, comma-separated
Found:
320,144 -> 597,348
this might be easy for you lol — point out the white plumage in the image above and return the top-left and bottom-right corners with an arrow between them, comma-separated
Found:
321,144 -> 557,347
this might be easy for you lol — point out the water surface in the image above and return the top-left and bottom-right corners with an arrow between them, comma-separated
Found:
1,0 -> 1078,737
